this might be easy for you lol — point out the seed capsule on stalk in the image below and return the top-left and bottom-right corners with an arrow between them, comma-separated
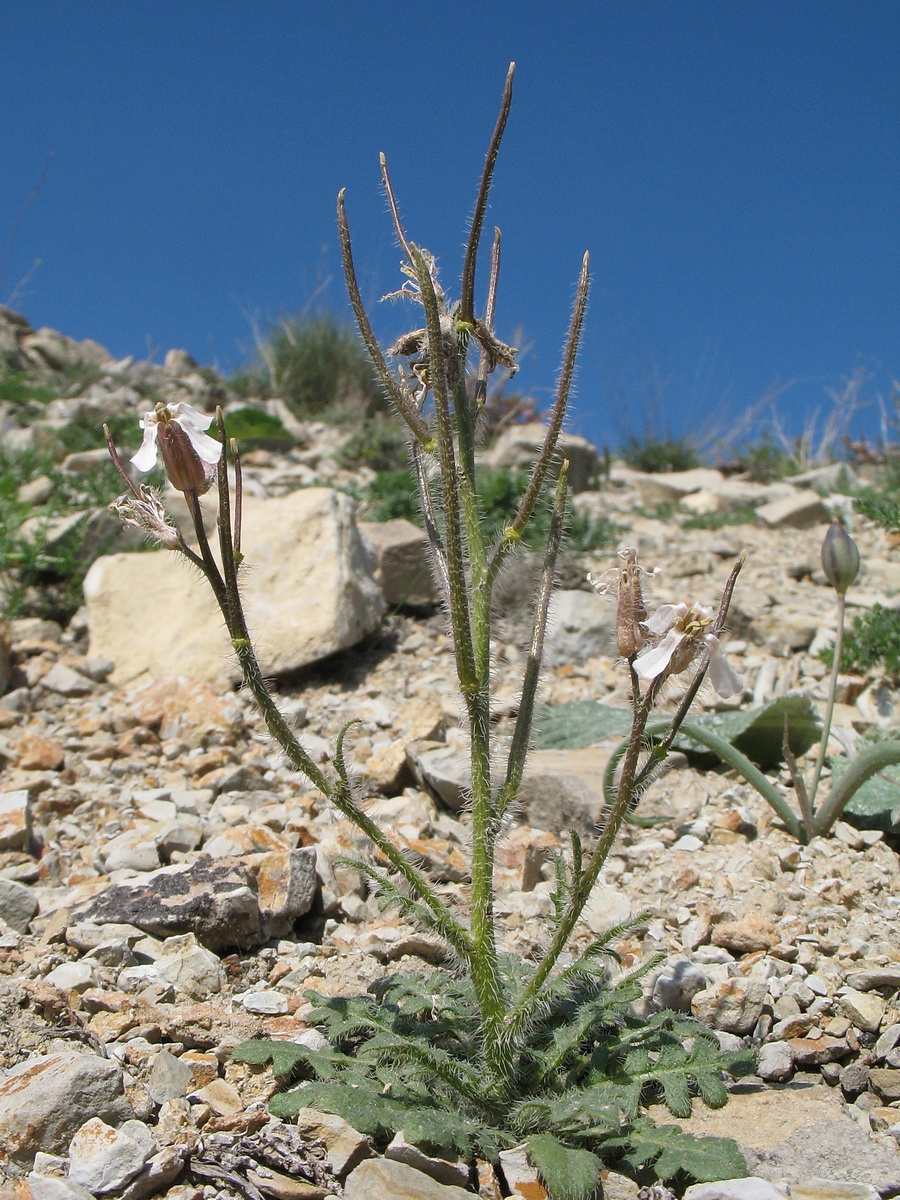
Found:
616,548 -> 647,658
821,519 -> 860,595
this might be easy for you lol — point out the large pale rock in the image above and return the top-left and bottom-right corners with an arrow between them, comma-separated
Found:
516,747 -> 612,837
84,488 -> 384,686
545,589 -> 614,666
344,1158 -> 474,1200
652,1082 -> 900,1190
293,1107 -> 373,1178
691,977 -> 767,1034
67,1117 -> 152,1194
0,1051 -> 133,1160
361,518 -> 437,606
482,422 -> 599,493
756,490 -> 831,529
625,467 -> 727,506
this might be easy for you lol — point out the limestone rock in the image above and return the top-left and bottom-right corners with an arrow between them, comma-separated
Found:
755,1044 -> 795,1088
0,876 -> 38,931
0,1051 -> 133,1159
385,1131 -> 469,1188
27,1174 -> 96,1200
684,1179 -> 788,1200
483,422 -> 598,493
293,1107 -> 372,1179
84,488 -> 384,686
153,932 -> 226,998
837,987 -> 885,1034
344,1157 -> 475,1200
691,977 -> 767,1034
652,1082 -> 900,1190
0,788 -> 31,850
712,914 -> 779,955
545,589 -> 614,666
67,1116 -> 152,1194
756,491 -> 831,529
515,747 -> 612,837
361,518 -> 437,606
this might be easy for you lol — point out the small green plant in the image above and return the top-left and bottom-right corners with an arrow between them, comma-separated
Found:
232,312 -> 387,421
216,407 -> 295,449
107,67 -> 753,1194
818,475 -> 900,680
823,604 -> 900,679
0,440 -> 150,620
363,464 -> 620,551
728,431 -> 799,483
681,505 -> 757,531
621,434 -> 699,474
0,369 -> 57,411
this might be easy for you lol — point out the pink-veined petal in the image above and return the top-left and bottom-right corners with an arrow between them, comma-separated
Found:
634,627 -> 684,681
704,634 -> 743,698
130,424 -> 159,472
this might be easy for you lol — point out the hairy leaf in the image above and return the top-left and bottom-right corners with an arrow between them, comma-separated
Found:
526,1133 -> 602,1200
611,1119 -> 748,1183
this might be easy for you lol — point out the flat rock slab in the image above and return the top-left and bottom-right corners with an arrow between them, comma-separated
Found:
344,1157 -> 475,1200
651,1082 -> 900,1191
79,848 -> 317,951
84,487 -> 383,686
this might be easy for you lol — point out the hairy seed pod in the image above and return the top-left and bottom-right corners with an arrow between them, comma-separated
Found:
616,549 -> 647,658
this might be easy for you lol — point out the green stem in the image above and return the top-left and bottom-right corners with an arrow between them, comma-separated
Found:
617,718 -> 804,842
813,740 -> 900,837
809,591 -> 845,809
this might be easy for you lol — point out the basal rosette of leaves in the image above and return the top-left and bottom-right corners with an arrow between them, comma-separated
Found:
234,947 -> 752,1197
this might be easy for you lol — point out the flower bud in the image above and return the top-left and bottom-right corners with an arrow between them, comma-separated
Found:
157,411 -> 215,494
821,519 -> 860,595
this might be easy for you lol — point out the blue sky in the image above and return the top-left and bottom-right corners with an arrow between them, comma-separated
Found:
2,1 -> 898,454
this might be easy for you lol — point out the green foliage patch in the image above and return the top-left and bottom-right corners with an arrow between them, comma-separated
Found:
363,466 -> 620,551
620,435 -> 699,474
235,957 -> 751,1193
232,313 -> 387,421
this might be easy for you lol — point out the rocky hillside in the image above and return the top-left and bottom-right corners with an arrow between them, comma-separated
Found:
1,308 -> 900,1198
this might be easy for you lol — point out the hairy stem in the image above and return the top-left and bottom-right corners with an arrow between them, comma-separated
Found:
809,591 -> 845,809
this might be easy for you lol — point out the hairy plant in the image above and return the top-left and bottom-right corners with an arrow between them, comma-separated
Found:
107,66 -> 752,1194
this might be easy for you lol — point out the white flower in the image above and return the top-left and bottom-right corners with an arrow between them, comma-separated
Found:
131,402 -> 222,492
634,602 -> 743,698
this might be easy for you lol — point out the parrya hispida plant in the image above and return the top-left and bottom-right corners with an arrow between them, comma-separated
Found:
106,64 -> 753,1197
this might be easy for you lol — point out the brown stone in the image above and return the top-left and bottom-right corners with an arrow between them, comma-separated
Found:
711,913 -> 779,955
13,733 -> 65,771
